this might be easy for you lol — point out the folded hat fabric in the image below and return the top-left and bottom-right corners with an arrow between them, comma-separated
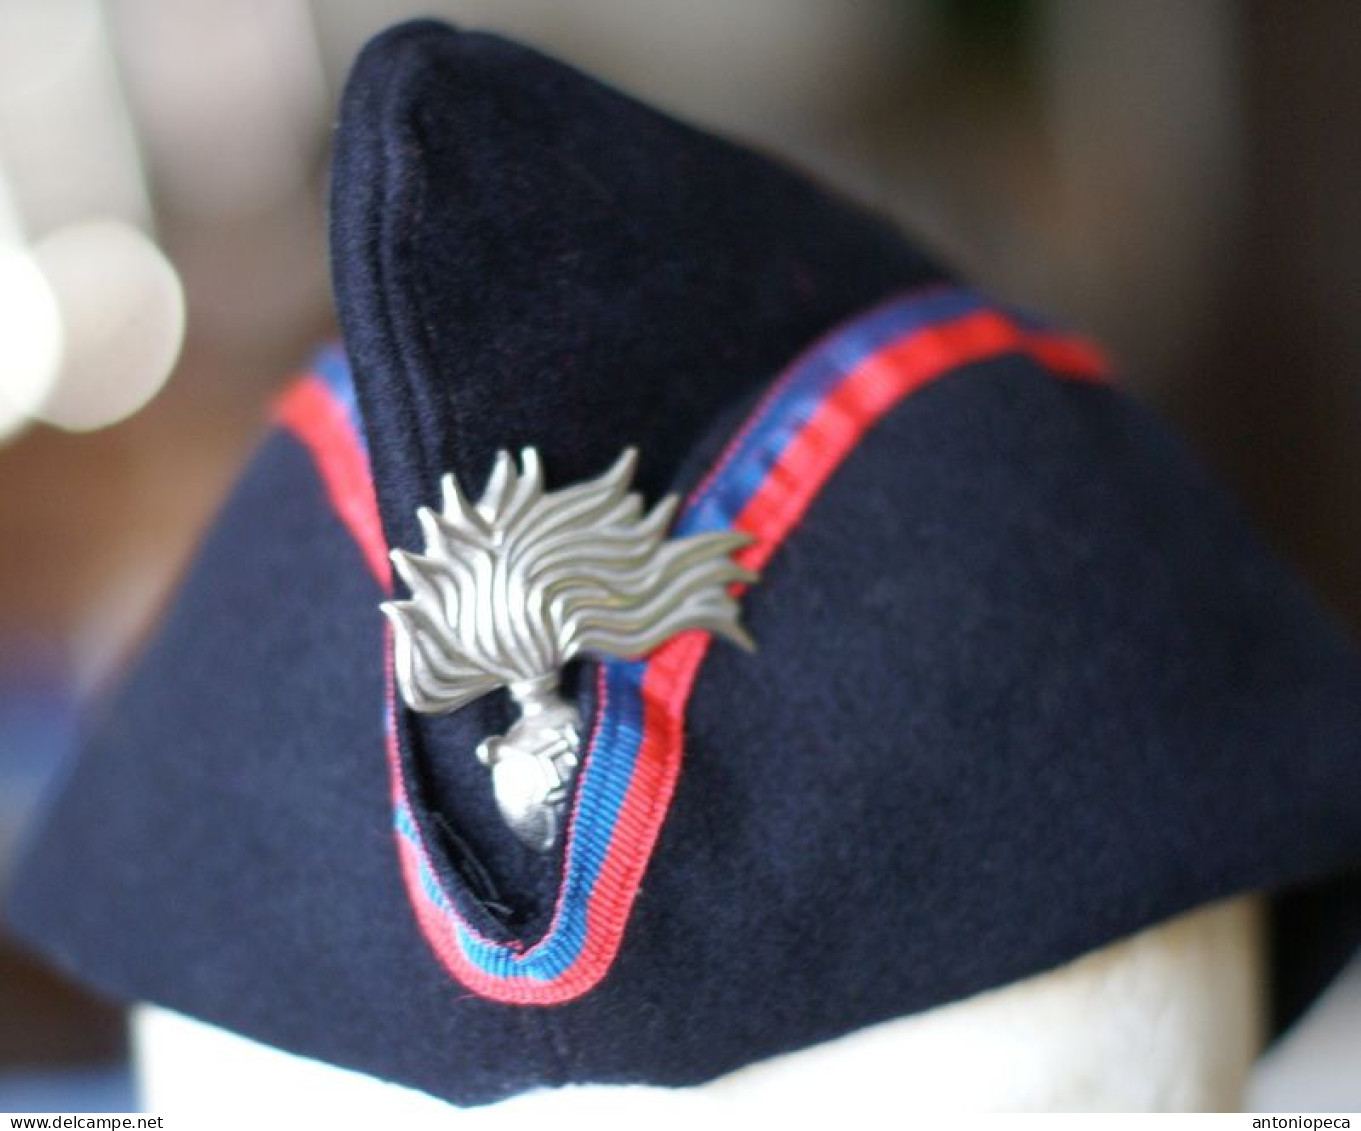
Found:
8,20 -> 1361,1108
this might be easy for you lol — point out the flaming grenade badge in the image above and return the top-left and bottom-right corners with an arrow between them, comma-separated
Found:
383,448 -> 756,852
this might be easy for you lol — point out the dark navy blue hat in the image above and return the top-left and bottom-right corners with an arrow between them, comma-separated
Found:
8,19 -> 1361,1107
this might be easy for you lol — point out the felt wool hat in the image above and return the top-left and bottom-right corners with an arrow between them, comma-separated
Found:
8,19 -> 1361,1109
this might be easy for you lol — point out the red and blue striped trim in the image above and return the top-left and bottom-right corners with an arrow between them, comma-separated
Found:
274,285 -> 1109,1006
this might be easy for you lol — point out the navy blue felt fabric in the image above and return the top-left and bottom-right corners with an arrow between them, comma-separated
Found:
10,364 -> 1361,1105
8,19 -> 1361,1109
327,22 -> 943,926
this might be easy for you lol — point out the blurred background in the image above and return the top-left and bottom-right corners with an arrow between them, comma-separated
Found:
0,0 -> 1358,1113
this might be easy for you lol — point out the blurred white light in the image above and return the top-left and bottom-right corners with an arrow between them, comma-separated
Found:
113,0 -> 325,217
0,0 -> 149,234
0,247 -> 62,443
31,219 -> 184,432
0,0 -> 99,105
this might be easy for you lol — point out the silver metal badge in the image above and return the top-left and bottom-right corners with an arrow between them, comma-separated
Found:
382,448 -> 756,852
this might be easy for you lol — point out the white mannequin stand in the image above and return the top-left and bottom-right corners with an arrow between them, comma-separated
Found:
134,896 -> 1263,1117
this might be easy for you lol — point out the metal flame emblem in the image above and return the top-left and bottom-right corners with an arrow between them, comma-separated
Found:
382,448 -> 756,852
